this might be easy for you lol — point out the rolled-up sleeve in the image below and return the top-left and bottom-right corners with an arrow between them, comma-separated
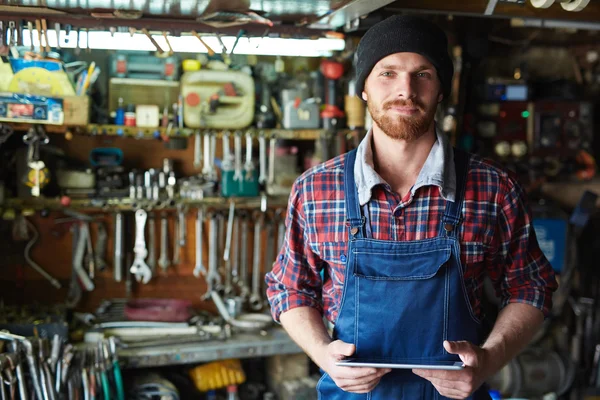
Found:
265,179 -> 324,323
488,177 -> 558,318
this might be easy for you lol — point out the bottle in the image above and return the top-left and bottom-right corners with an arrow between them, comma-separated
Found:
206,390 -> 217,400
226,385 -> 240,400
115,97 -> 125,125
124,104 -> 136,127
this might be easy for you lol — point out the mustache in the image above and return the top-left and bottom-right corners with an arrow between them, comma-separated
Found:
383,99 -> 424,110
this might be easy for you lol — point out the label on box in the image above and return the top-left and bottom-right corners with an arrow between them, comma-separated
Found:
0,92 -> 64,125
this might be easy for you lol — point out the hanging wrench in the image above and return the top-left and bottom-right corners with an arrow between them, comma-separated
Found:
178,204 -> 187,246
239,213 -> 251,299
268,135 -> 277,186
231,212 -> 241,285
202,213 -> 222,300
258,131 -> 267,185
158,213 -> 169,272
233,130 -> 243,182
193,130 -> 202,169
276,208 -> 286,252
193,205 -> 206,278
114,212 -> 123,282
222,130 -> 233,171
147,212 -> 156,273
244,130 -> 255,181
249,213 -> 264,311
94,222 -> 108,271
201,131 -> 212,178
172,214 -> 180,266
210,130 -> 217,181
223,201 -> 235,295
129,209 -> 152,284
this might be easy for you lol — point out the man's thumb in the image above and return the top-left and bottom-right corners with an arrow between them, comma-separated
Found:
444,340 -> 478,367
330,340 -> 356,358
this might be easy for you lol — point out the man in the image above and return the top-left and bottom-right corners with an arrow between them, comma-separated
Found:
265,15 -> 558,399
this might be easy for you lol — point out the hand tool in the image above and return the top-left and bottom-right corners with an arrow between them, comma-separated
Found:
98,343 -> 110,400
24,218 -> 62,289
147,212 -> 156,272
81,351 -> 90,400
172,214 -> 180,266
27,21 -> 33,52
0,355 -> 9,400
223,201 -> 235,295
59,344 -> 74,393
74,223 -> 95,291
158,213 -> 170,272
268,136 -> 277,186
40,19 -> 50,53
222,130 -> 234,171
23,338 -> 44,400
54,23 -> 60,49
264,216 -> 275,275
144,170 -> 153,200
193,131 -> 202,169
276,209 -> 286,252
74,27 -> 80,55
193,204 -> 207,278
202,131 -> 212,178
210,291 -> 272,332
239,213 -> 250,299
250,213 -> 264,311
84,221 -> 96,279
233,131 -> 243,182
67,224 -> 83,308
258,131 -> 267,184
178,205 -> 187,246
7,342 -> 27,400
38,340 -> 55,400
2,353 -> 17,400
135,173 -> 144,201
130,209 -> 152,284
114,212 -> 124,282
128,171 -> 136,200
202,213 -> 222,299
108,338 -> 125,400
94,222 -> 108,272
166,171 -> 176,201
231,213 -> 240,285
35,19 -> 42,53
244,131 -> 255,181
210,131 -> 218,180
49,334 -> 61,376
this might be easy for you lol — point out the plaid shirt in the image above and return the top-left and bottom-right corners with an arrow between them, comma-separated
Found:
266,130 -> 558,324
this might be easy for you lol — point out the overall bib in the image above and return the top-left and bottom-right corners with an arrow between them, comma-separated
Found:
317,148 -> 491,400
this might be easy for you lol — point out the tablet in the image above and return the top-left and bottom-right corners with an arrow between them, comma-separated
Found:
335,358 -> 464,370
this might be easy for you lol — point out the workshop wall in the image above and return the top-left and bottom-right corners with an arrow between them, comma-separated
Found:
0,51 -> 324,313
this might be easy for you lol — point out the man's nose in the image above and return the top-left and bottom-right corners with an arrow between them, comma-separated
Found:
393,73 -> 416,99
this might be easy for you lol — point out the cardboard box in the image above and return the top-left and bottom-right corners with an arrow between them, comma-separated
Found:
63,96 -> 90,126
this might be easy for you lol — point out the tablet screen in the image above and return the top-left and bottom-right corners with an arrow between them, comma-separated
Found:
335,358 -> 464,370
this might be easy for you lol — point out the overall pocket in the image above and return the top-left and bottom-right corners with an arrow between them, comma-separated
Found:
353,246 -> 453,361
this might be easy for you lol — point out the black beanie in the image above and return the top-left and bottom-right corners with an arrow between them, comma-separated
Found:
354,15 -> 453,100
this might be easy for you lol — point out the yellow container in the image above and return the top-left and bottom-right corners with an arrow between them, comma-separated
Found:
182,59 -> 201,72
189,359 -> 246,392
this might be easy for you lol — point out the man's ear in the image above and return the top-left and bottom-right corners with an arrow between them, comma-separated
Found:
362,91 -> 368,101
437,92 -> 444,103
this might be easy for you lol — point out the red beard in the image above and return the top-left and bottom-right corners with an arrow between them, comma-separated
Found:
368,98 -> 437,142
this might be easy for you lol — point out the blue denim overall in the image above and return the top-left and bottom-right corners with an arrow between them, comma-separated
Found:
317,148 -> 491,399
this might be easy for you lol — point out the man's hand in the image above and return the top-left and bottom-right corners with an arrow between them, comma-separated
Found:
412,341 -> 490,399
321,340 -> 391,394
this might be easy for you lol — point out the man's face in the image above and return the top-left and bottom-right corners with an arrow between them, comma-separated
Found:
362,52 -> 443,142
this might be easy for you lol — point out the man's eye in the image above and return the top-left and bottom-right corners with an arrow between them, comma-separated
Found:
380,71 -> 394,77
417,72 -> 431,78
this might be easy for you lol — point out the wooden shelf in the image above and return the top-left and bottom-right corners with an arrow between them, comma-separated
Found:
1,195 -> 290,212
3,122 -> 348,141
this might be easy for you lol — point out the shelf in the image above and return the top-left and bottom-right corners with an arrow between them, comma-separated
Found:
3,122 -> 344,141
119,327 -> 302,368
1,195 -> 291,212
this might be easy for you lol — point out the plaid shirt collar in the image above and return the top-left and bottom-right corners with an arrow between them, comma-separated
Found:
354,127 -> 457,206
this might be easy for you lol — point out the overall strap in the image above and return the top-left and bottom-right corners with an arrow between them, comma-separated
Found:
440,148 -> 471,237
344,149 -> 365,239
